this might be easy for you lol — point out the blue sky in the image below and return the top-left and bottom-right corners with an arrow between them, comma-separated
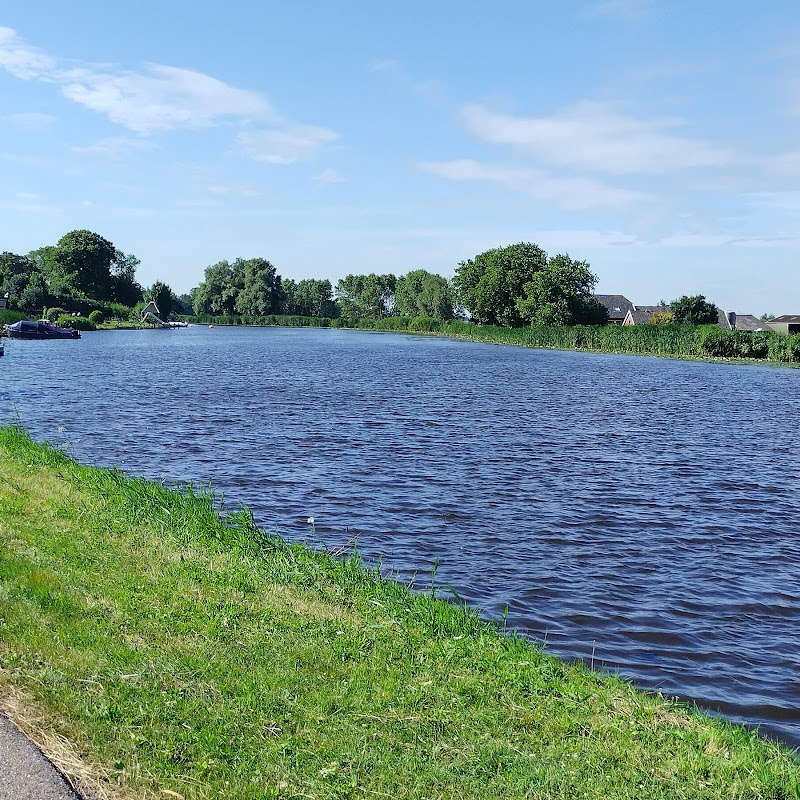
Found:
2,1 -> 800,314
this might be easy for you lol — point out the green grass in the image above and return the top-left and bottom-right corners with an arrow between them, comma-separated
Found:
0,425 -> 798,799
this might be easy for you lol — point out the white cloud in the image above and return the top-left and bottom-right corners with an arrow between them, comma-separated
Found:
60,64 -> 271,134
419,159 -> 649,211
313,167 -> 345,184
0,27 -> 338,165
459,102 -> 733,175
0,26 -> 55,79
238,125 -> 338,165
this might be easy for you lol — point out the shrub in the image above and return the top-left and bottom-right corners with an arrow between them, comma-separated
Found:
408,317 -> 442,332
56,315 -> 96,331
0,310 -> 27,326
768,333 -> 800,362
88,310 -> 105,325
44,307 -> 66,323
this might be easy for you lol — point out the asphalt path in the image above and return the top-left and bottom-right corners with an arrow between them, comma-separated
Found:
0,712 -> 81,800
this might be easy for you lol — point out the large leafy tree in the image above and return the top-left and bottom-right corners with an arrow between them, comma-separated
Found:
234,258 -> 284,317
289,278 -> 337,318
192,260 -> 240,315
516,254 -> 607,326
55,230 -> 116,300
146,281 -> 177,319
394,270 -> 455,321
453,242 -> 547,326
18,271 -> 48,311
0,252 -> 33,306
335,273 -> 396,321
670,294 -> 718,325
28,246 -> 79,298
111,250 -> 144,307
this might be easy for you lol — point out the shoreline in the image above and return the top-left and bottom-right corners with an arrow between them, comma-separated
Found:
1,425 -> 798,798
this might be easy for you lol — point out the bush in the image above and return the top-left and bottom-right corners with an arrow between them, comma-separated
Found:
56,315 -> 96,331
408,317 -> 442,332
88,310 -> 105,325
0,310 -> 27,326
768,333 -> 800,362
44,307 -> 66,323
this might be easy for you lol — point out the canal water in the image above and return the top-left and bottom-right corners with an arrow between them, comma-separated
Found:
2,326 -> 799,748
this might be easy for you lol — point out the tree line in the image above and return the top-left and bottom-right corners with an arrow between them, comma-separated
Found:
0,230 -> 186,321
3,232 -> 722,329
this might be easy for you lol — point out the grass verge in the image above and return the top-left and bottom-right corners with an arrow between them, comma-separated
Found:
0,425 -> 798,799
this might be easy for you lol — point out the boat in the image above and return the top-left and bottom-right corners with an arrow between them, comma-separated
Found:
3,320 -> 81,340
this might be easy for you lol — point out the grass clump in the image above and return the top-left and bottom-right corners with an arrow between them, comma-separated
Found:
0,425 -> 798,799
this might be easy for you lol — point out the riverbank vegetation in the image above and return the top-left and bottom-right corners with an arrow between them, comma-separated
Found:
0,231 -> 188,326
1,425 -> 798,799
6,233 -> 798,362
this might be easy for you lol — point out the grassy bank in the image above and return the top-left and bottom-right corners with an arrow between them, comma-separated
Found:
0,427 -> 798,799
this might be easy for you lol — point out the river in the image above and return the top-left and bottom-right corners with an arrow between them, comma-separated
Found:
2,325 -> 799,748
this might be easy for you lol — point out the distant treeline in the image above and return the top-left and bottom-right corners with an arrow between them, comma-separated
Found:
1,229 -> 189,322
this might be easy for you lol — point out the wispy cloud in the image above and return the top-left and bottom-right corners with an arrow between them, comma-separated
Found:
369,58 -> 445,104
71,136 -> 158,159
0,26 -> 339,165
238,125 -> 338,165
0,26 -> 55,79
203,183 -> 263,197
459,103 -> 733,175
418,159 -> 649,211
60,64 -> 271,134
313,167 -> 345,184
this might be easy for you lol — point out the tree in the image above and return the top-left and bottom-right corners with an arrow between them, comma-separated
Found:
0,252 -> 33,306
28,246 -> 78,299
650,310 -> 674,325
18,271 -> 48,311
296,279 -> 337,317
54,230 -> 116,300
146,281 -> 176,319
192,260 -> 239,315
670,295 -> 718,325
394,270 -> 455,321
453,242 -> 548,326
234,258 -> 284,317
111,250 -> 144,307
175,293 -> 194,314
516,254 -> 606,326
335,273 -> 396,321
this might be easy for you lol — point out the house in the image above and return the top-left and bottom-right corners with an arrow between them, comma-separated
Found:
621,306 -> 767,330
717,311 -> 770,332
593,294 -> 635,324
765,315 -> 800,334
622,305 -> 668,326
725,313 -> 767,332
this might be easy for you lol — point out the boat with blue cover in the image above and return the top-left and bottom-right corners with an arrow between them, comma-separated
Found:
3,320 -> 81,340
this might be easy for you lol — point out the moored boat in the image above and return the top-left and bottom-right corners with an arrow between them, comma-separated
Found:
3,320 -> 81,340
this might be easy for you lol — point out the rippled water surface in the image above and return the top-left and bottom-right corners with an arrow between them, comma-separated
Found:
3,326 -> 799,747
